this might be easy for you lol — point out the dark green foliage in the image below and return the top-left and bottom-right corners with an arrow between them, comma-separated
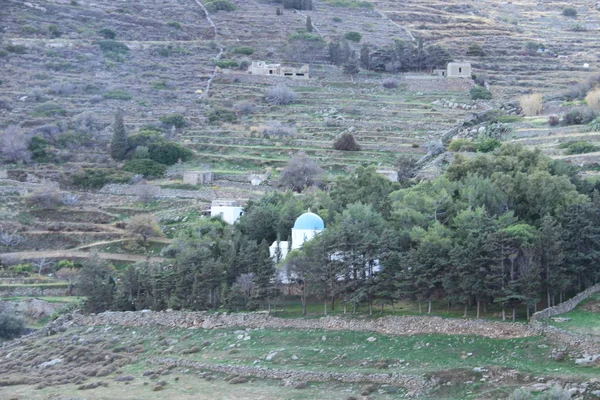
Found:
333,132 -> 360,151
344,31 -> 362,42
283,0 -> 313,10
29,136 -> 52,162
215,59 -> 239,68
153,45 -> 190,57
232,47 -> 254,55
466,43 -> 485,56
98,40 -> 129,54
207,108 -> 237,124
70,168 -> 133,188
78,255 -> 116,313
477,138 -> 502,153
103,89 -> 132,100
562,108 -> 597,126
123,159 -> 167,177
48,24 -> 62,38
110,110 -> 128,161
5,44 -> 27,54
167,21 -> 182,30
470,86 -> 493,100
306,16 -> 313,32
562,7 -> 577,17
98,28 -> 116,39
329,39 -> 352,66
0,312 -> 25,339
448,139 -> 476,152
205,0 -> 237,12
342,60 -> 360,75
31,102 -> 67,117
365,40 -> 452,72
558,141 -> 599,155
160,113 -> 186,128
332,17 -> 342,22
148,142 -> 193,165
288,32 -> 323,42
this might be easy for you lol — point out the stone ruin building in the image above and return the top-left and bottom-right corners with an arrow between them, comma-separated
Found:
248,61 -> 310,79
434,62 -> 472,78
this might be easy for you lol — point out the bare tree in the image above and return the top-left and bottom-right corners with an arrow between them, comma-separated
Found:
126,214 -> 163,246
279,154 -> 324,192
135,184 -> 160,204
0,125 -> 30,164
236,273 -> 255,297
265,84 -> 298,105
26,186 -> 62,210
0,230 -> 24,247
33,258 -> 53,275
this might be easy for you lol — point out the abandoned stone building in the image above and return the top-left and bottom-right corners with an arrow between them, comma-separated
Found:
248,61 -> 310,79
182,170 -> 214,185
434,62 -> 472,78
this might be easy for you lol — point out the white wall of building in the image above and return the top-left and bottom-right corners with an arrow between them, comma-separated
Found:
210,205 -> 243,224
291,228 -> 322,250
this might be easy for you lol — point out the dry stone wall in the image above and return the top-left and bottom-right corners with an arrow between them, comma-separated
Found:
71,311 -> 535,339
0,286 -> 69,297
531,283 -> 600,322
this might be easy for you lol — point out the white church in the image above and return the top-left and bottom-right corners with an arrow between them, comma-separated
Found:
269,210 -> 324,261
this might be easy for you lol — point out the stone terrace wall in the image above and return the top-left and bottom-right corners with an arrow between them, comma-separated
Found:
72,311 -> 536,339
0,286 -> 69,297
531,283 -> 600,322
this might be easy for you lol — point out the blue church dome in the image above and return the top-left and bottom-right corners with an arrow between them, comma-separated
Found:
293,211 -> 324,230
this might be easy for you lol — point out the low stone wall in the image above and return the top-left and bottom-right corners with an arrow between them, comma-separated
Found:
532,323 -> 600,356
0,286 -> 69,297
72,311 -> 535,339
531,283 -> 600,322
150,357 -> 429,396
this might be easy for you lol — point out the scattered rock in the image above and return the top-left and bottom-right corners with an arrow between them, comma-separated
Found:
366,337 -> 377,342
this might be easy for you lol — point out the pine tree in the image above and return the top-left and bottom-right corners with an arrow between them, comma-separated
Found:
306,15 -> 313,32
360,43 -> 370,69
110,109 -> 128,161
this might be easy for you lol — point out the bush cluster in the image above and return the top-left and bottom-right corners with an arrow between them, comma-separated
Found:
123,159 -> 167,177
470,86 -> 493,100
562,108 -> 597,126
558,141 -> 599,155
71,168 -> 133,188
333,132 -> 360,151
205,0 -> 236,12
0,312 -> 25,339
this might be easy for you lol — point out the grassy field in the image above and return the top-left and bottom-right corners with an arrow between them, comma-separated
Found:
547,294 -> 600,336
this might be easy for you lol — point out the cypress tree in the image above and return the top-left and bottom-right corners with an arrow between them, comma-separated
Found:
110,109 -> 128,161
306,15 -> 313,32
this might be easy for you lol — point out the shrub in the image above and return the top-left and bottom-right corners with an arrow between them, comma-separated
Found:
233,46 -> 254,55
474,73 -> 489,86
160,113 -> 186,128
103,89 -> 132,100
128,130 -> 163,149
5,44 -> 27,54
562,108 -> 597,126
98,28 -> 116,39
29,136 -> 52,162
470,86 -> 492,100
548,115 -> 560,126
263,121 -> 296,138
325,0 -> 373,8
148,142 -> 193,165
123,159 -> 167,177
283,0 -> 313,10
167,21 -> 182,30
333,17 -> 343,23
279,154 -> 324,192
382,78 -> 399,89
344,31 -> 362,42
333,132 -> 360,151
0,312 -> 25,339
26,187 -> 62,210
98,40 -> 129,54
44,61 -> 73,71
585,87 -> 600,111
234,102 -> 256,115
48,24 -> 62,38
32,102 -> 67,117
562,8 -> 577,17
519,93 -> 543,116
288,32 -> 323,42
71,168 -> 133,188
466,43 -> 485,57
448,139 -> 475,152
0,126 -> 30,164
559,141 -> 599,155
207,108 -> 237,124
215,59 -> 238,68
265,84 -> 298,105
477,138 -> 502,153
205,0 -> 236,12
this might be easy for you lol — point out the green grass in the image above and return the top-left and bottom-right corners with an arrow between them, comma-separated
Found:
547,294 -> 600,336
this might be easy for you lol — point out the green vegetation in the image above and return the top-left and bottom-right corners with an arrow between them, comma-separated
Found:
123,159 -> 167,177
558,141 -> 599,155
205,0 -> 236,12
98,40 -> 129,54
98,28 -> 116,39
0,312 -> 25,339
31,102 -> 67,117
288,32 -> 323,42
562,7 -> 577,18
70,168 -> 133,188
147,142 -> 193,165
160,113 -> 186,128
448,139 -> 475,152
232,46 -> 254,55
207,108 -> 237,124
470,86 -> 493,100
5,44 -> 27,54
215,59 -> 239,68
103,89 -> 133,100
110,110 -> 128,161
547,294 -> 600,336
344,31 -> 362,42
324,0 -> 373,9
167,21 -> 182,30
48,24 -> 62,38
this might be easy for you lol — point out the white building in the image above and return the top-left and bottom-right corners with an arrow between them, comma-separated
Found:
210,199 -> 244,225
270,210 -> 324,261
